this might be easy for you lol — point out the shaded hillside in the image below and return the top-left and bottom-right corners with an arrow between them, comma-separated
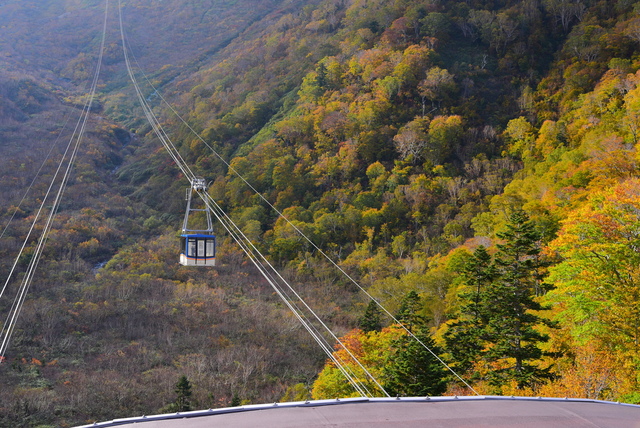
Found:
0,0 -> 289,79
0,1 -> 353,426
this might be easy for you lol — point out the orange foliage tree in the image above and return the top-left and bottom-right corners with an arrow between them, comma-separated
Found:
545,178 -> 640,398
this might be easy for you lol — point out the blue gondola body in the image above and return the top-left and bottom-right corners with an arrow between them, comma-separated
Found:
180,233 -> 216,266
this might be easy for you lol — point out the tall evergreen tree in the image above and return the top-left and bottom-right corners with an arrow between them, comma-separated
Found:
395,290 -> 424,331
443,245 -> 496,376
384,323 -> 448,397
175,375 -> 193,412
485,210 -> 554,388
384,291 -> 447,396
444,211 -> 555,390
231,393 -> 241,407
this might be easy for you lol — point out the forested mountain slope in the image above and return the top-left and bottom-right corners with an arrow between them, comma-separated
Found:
2,0 -> 640,426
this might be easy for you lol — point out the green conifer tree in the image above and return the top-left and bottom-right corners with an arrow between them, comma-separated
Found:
444,211 -> 555,390
395,290 -> 423,331
175,375 -> 193,412
485,210 -> 554,388
384,323 -> 447,397
231,392 -> 241,407
385,291 -> 447,396
443,245 -> 496,376
358,300 -> 383,332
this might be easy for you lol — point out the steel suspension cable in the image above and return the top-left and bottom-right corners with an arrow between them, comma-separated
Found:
149,76 -> 478,395
117,2 -> 194,182
0,0 -> 110,360
117,2 -> 385,395
116,44 -> 476,394
126,70 -> 478,394
0,108 -> 75,241
114,0 -> 472,396
198,190 -> 371,396
199,190 -> 385,397
0,110 -> 80,303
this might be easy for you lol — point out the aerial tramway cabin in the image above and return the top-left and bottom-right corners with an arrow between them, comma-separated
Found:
179,177 -> 216,267
179,233 -> 216,266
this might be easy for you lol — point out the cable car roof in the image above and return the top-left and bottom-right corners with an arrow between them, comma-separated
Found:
180,233 -> 216,238
75,396 -> 640,428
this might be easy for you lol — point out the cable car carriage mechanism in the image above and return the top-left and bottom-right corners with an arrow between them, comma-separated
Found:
179,178 -> 216,266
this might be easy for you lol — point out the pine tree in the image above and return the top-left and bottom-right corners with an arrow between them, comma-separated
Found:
485,210 -> 554,388
443,245 -> 496,376
175,375 -> 193,412
395,290 -> 423,331
384,324 -> 447,397
444,211 -> 555,390
384,291 -> 447,396
231,392 -> 241,407
358,300 -> 383,332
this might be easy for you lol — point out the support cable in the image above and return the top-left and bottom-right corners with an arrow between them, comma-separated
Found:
0,0 -> 110,360
0,112 -> 79,303
147,71 -> 476,395
117,0 -> 383,397
116,1 -> 474,395
199,191 -> 371,396
117,3 -> 194,182
118,43 -> 476,395
127,70 -> 476,394
0,108 -> 75,241
200,190 -> 384,397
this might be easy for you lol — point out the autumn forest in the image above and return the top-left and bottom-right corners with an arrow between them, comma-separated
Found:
1,0 -> 640,426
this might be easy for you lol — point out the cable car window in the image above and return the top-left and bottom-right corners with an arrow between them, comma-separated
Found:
188,239 -> 196,257
198,240 -> 205,257
206,240 -> 215,257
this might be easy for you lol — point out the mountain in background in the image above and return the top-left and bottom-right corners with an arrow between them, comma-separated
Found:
1,0 -> 640,425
